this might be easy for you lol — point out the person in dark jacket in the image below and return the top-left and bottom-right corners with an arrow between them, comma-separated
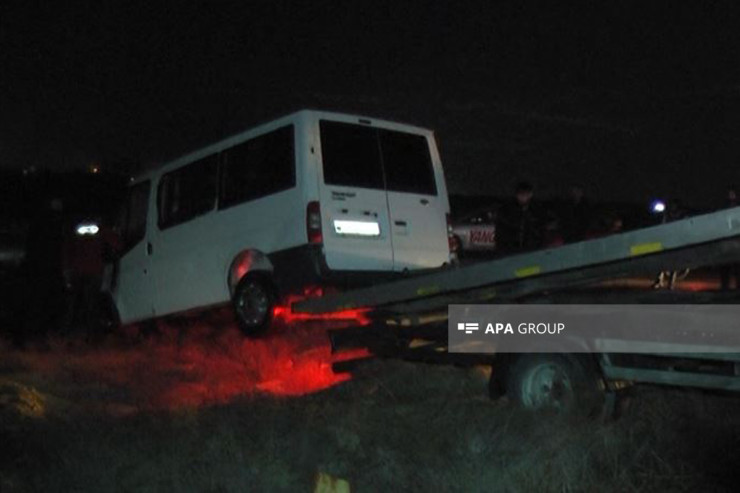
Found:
61,216 -> 116,334
654,199 -> 689,289
543,211 -> 565,248
562,185 -> 590,243
498,181 -> 543,253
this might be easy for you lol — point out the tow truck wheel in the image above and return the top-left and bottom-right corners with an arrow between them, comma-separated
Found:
233,274 -> 274,336
506,354 -> 603,415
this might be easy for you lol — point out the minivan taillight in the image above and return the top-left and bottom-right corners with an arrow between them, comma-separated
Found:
307,201 -> 323,244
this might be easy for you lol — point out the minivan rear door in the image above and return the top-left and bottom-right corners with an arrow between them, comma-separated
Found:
318,120 -> 394,271
380,130 -> 449,270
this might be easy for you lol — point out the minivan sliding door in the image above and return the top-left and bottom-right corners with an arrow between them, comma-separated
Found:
151,154 -> 221,316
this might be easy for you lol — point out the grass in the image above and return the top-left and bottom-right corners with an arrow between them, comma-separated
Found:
2,329 -> 740,492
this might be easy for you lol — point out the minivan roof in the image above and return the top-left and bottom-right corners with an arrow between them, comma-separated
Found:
130,109 -> 433,184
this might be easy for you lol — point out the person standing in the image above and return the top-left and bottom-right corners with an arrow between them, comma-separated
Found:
498,181 -> 543,253
562,184 -> 590,243
654,199 -> 689,289
61,217 -> 121,335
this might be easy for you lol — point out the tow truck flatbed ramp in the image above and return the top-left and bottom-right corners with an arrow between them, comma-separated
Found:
294,207 -> 740,406
293,206 -> 740,317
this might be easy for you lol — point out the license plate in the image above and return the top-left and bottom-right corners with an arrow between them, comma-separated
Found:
333,220 -> 381,236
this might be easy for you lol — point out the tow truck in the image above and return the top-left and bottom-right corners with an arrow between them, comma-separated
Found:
291,206 -> 740,414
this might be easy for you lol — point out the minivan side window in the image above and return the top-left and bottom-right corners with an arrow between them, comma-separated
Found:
219,125 -> 295,209
158,154 -> 218,229
121,180 -> 150,253
320,121 -> 384,190
380,130 -> 437,196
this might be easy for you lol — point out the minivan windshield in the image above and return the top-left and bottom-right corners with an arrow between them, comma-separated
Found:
320,120 -> 437,196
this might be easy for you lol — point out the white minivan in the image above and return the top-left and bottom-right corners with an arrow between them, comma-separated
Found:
108,110 -> 453,334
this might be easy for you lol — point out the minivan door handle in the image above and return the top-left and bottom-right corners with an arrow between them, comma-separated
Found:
420,198 -> 429,205
147,242 -> 153,256
394,220 -> 408,227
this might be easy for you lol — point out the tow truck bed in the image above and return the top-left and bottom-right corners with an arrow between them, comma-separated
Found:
291,206 -> 740,408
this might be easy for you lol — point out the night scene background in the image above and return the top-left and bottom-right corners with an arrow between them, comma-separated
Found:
2,1 -> 739,206
4,2 -> 740,492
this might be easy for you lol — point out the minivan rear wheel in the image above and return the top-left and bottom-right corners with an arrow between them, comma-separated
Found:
233,275 -> 274,336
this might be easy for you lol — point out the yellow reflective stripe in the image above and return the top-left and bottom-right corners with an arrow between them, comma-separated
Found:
314,473 -> 350,493
515,265 -> 541,277
630,242 -> 663,256
416,285 -> 441,296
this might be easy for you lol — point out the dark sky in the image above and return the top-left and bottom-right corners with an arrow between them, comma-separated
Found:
2,1 -> 740,206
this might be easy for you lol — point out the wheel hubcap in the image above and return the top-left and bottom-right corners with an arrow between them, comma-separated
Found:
521,363 -> 573,410
236,281 -> 270,327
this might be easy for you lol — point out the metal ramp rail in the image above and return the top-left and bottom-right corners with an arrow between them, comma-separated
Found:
293,206 -> 740,319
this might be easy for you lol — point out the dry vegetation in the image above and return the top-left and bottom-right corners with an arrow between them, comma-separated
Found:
2,326 -> 740,492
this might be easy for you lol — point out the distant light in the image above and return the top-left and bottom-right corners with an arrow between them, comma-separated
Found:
76,223 -> 99,236
651,200 -> 666,214
88,164 -> 101,174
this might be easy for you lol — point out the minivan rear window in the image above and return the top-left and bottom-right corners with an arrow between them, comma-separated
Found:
320,120 -> 437,196
380,129 -> 437,196
320,121 -> 384,190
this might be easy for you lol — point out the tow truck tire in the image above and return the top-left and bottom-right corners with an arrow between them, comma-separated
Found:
505,353 -> 603,416
233,274 -> 275,337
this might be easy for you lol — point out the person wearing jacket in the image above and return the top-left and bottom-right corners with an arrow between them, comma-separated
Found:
498,181 -> 543,253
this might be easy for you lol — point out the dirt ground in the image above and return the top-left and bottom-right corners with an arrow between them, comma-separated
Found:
2,315 -> 740,492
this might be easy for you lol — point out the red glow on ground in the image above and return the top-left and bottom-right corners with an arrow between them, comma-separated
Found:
1,312 -> 369,414
272,292 -> 371,327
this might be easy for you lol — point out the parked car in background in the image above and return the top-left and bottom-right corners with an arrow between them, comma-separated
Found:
451,206 -> 498,256
0,168 -> 127,338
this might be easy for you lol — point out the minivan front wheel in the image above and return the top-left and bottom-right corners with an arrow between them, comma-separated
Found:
233,275 -> 274,336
